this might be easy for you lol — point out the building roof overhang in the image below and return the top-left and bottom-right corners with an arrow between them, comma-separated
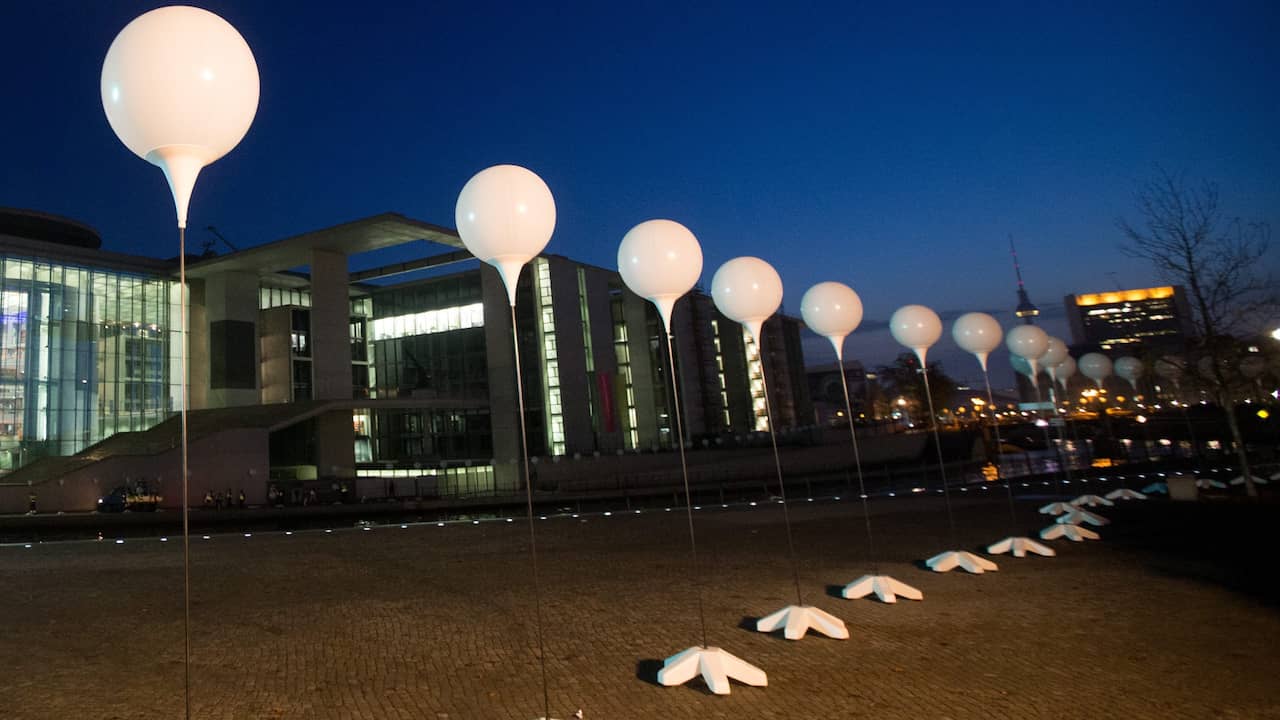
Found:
184,212 -> 464,280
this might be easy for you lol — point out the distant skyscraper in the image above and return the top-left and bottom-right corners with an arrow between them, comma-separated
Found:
1010,238 -> 1040,325
1063,285 -> 1194,352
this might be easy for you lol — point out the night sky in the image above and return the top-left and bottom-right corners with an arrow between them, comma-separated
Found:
2,1 -> 1277,386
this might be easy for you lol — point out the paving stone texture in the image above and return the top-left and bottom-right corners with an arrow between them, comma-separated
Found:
1,493 -> 1278,719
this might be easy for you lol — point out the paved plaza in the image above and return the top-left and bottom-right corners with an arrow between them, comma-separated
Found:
2,489 -> 1279,719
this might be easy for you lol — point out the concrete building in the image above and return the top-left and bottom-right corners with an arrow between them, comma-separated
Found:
0,210 -> 811,512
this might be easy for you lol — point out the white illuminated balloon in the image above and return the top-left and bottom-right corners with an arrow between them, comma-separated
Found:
711,257 -> 783,343
1042,337 -> 1068,369
1114,356 -> 1143,387
889,305 -> 942,365
951,312 -> 1002,372
101,6 -> 260,228
1010,353 -> 1035,379
1006,325 -> 1049,388
1055,355 -> 1077,391
800,282 -> 863,361
1078,353 -> 1113,388
617,219 -> 703,331
456,165 -> 557,306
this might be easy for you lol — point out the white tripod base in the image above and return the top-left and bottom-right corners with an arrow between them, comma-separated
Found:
1041,523 -> 1100,542
1071,494 -> 1114,507
926,550 -> 999,574
987,536 -> 1056,558
755,605 -> 849,640
1197,478 -> 1227,489
657,646 -> 768,695
1142,482 -> 1168,495
841,575 -> 924,603
1039,502 -> 1074,515
1105,488 -> 1148,501
1229,475 -> 1268,486
1057,508 -> 1109,527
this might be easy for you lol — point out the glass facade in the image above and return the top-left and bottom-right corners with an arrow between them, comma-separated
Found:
0,255 -> 179,471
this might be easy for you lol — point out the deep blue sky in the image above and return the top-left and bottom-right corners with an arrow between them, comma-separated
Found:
2,1 -> 1277,386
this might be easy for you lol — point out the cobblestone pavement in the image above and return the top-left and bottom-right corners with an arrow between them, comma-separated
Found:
2,491 -> 1278,719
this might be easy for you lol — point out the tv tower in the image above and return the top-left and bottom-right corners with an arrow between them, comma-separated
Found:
1010,237 -> 1040,325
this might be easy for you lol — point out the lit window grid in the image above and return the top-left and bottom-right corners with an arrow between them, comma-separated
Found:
711,319 -> 731,428
369,302 -> 484,341
356,464 -> 495,497
0,256 -> 178,470
742,327 -> 769,431
533,260 -> 565,455
613,311 -> 639,449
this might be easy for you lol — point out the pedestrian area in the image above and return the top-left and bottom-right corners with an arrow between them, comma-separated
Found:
1,493 -> 1277,719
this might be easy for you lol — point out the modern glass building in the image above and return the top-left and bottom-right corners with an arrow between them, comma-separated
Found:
1,210 -> 812,512
0,210 -> 179,471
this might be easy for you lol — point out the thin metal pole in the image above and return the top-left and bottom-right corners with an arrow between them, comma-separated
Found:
664,331 -> 709,648
1034,382 -> 1068,499
1045,383 -> 1077,490
836,357 -> 877,573
509,303 -> 551,720
920,366 -> 957,548
755,332 -> 804,607
981,370 -> 1017,530
179,226 -> 191,720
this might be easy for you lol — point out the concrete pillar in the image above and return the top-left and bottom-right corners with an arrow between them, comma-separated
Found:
203,270 -> 260,408
310,250 -> 352,401
315,410 -> 356,481
481,264 -> 520,492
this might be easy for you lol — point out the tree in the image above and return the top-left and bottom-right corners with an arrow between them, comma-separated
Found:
876,353 -> 957,428
1118,168 -> 1277,496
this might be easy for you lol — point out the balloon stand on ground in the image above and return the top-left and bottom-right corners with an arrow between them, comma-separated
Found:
714,259 -> 849,640
803,283 -> 923,604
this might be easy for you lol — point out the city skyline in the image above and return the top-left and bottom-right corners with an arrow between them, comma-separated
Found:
2,1 -> 1277,384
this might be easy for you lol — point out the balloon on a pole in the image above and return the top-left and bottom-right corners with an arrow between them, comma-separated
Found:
711,257 -> 783,343
455,165 -> 557,306
1114,356 -> 1144,387
101,6 -> 260,229
1041,337 -> 1068,384
1055,355 -> 1077,391
1078,352 -> 1113,389
617,219 -> 703,332
1010,353 -> 1035,379
1240,354 -> 1266,379
889,304 -> 942,365
951,312 -> 1002,372
800,282 -> 863,361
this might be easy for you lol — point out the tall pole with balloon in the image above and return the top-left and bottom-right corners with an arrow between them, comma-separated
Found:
455,164 -> 559,720
101,8 -> 259,718
712,258 -> 849,640
890,305 -> 997,574
802,283 -> 922,603
620,222 -> 767,694
952,314 -> 1054,559
1113,356 -> 1155,497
